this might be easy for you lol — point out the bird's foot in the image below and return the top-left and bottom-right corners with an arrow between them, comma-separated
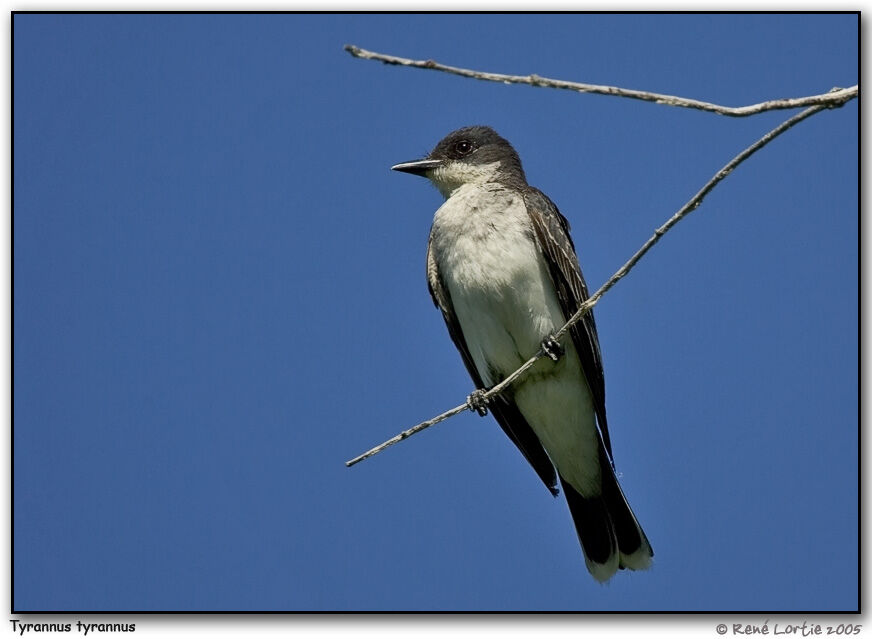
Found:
467,389 -> 490,417
540,334 -> 564,362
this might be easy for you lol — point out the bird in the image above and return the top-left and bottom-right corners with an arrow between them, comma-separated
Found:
391,125 -> 653,582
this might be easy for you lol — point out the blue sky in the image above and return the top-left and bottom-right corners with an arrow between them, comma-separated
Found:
13,14 -> 857,612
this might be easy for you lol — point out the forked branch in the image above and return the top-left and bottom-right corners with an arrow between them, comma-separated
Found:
342,44 -> 857,466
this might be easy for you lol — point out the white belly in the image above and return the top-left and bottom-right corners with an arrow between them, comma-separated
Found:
429,184 -> 601,493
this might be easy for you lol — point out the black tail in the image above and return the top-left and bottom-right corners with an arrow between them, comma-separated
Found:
561,446 -> 653,582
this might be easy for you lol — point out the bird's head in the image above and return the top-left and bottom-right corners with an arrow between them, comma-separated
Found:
392,126 -> 527,198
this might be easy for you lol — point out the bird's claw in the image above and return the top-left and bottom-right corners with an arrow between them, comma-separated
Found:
467,389 -> 490,417
541,334 -> 564,362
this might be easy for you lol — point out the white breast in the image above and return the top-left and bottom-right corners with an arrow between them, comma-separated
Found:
428,183 -> 601,493
430,184 -> 556,382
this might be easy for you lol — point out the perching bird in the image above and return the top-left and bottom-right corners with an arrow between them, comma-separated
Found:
392,126 -> 652,582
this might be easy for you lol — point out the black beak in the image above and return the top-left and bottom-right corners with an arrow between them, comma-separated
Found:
391,158 -> 443,176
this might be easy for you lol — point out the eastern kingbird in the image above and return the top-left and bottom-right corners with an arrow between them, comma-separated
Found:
392,126 -> 653,582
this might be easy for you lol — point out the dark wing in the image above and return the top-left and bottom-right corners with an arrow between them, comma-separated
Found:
523,187 -> 613,463
427,237 -> 559,495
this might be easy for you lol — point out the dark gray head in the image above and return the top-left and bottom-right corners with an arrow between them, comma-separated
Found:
392,126 -> 527,197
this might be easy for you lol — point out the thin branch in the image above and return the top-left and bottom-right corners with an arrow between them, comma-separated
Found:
344,45 -> 857,117
345,402 -> 471,467
346,102 -> 838,468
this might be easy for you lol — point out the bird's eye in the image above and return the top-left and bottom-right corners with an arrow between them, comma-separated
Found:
454,140 -> 473,156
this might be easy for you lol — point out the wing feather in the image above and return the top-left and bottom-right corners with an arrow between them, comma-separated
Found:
523,188 -> 613,462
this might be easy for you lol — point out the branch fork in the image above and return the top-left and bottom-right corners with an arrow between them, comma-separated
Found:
342,45 -> 857,468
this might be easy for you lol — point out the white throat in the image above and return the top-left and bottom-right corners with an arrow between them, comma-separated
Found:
428,160 -> 502,199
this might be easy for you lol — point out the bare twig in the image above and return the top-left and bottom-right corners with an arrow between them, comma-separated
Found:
345,402 -> 470,467
345,102 -> 840,468
344,45 -> 857,117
